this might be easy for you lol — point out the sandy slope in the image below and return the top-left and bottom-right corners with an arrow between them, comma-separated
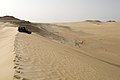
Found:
0,23 -> 17,80
1,21 -> 120,80
58,22 -> 120,65
14,30 -> 120,80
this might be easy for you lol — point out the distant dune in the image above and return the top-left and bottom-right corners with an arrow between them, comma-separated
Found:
0,16 -> 20,20
0,16 -> 120,80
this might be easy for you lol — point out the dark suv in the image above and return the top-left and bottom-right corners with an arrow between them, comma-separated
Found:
18,26 -> 32,34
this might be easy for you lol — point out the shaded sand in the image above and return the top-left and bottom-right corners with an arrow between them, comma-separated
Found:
14,31 -> 120,80
0,25 -> 17,80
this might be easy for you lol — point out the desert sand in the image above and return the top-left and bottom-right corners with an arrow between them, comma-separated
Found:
0,22 -> 17,80
0,18 -> 120,80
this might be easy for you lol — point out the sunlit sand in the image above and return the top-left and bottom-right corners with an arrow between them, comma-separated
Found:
0,17 -> 120,80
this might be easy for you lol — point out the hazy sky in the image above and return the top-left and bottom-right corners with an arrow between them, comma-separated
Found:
0,0 -> 120,22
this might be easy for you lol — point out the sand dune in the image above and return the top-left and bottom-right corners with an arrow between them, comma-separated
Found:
0,23 -> 17,80
0,21 -> 120,80
58,22 -> 120,64
14,22 -> 120,80
14,32 -> 120,80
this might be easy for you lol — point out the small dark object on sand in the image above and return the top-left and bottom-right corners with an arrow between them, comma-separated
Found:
18,26 -> 32,34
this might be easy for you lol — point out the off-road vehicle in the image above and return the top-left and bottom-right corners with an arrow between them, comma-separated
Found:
18,26 -> 32,34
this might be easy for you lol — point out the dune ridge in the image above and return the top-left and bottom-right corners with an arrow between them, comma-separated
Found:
0,22 -> 17,80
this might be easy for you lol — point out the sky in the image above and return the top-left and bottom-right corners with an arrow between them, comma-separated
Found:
0,0 -> 120,22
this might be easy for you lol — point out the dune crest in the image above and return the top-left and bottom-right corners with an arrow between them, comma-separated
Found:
0,24 -> 18,80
